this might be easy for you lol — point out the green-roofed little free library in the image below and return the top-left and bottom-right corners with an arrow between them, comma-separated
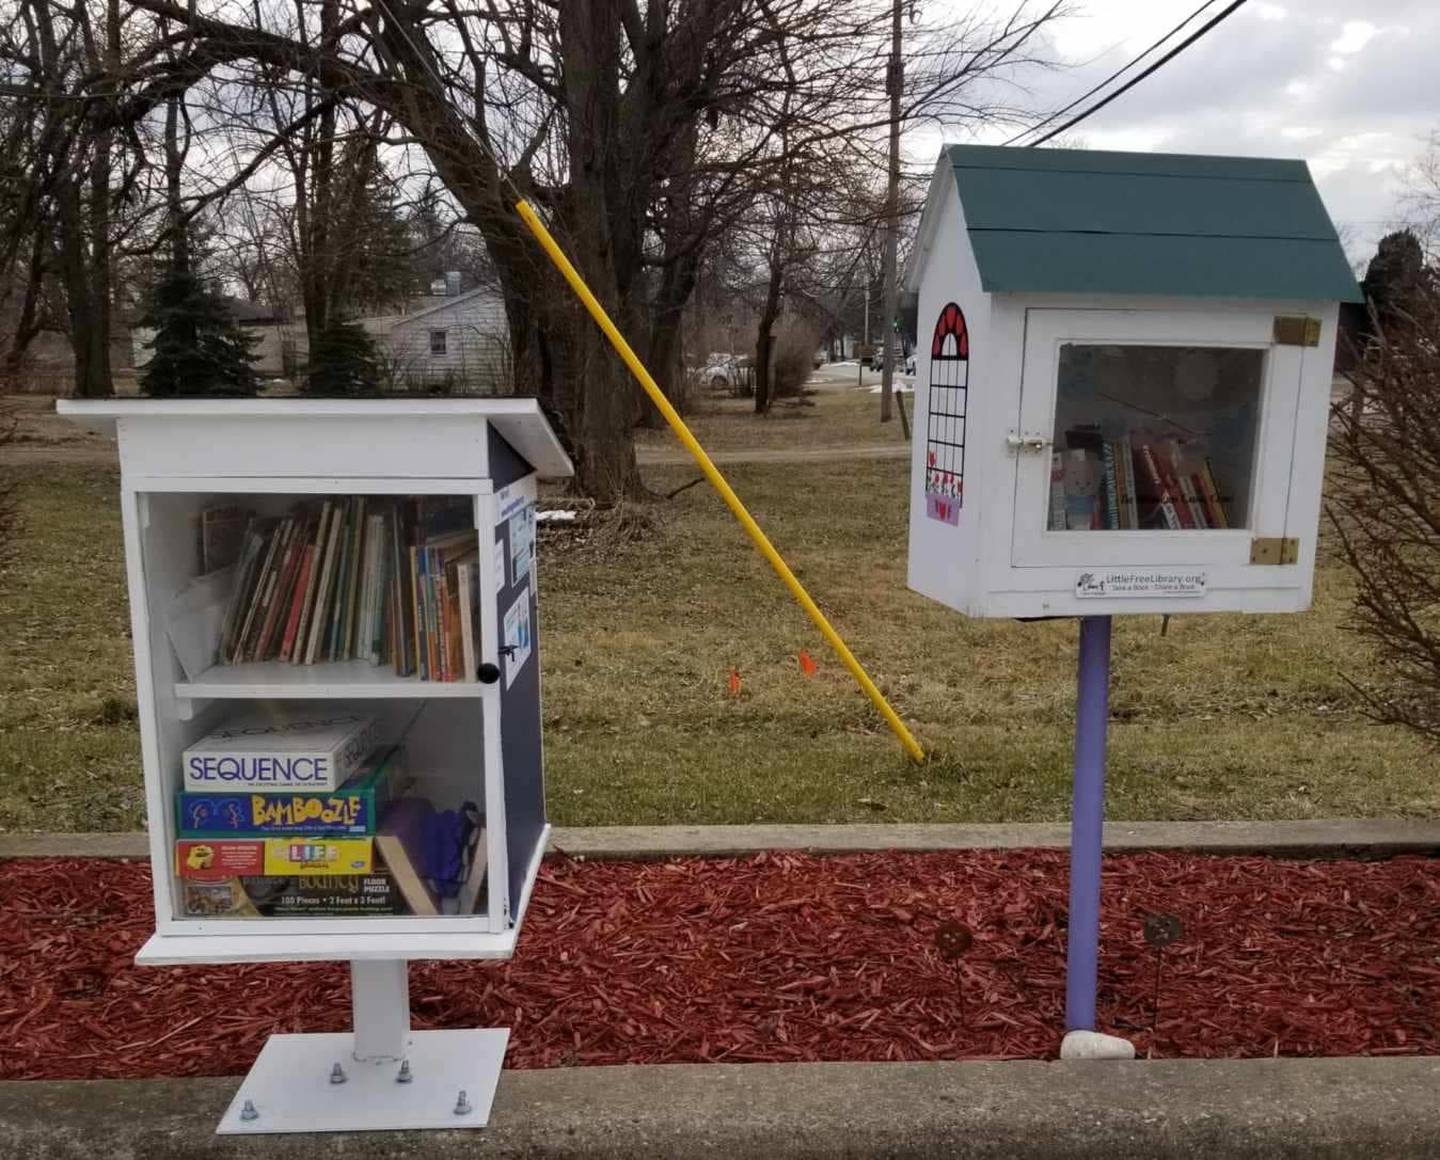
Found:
903,143 -> 1360,622
917,143 -> 1361,303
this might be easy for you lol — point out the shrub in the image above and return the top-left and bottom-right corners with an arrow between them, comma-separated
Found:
306,319 -> 382,395
1329,274 -> 1440,740
771,320 -> 821,398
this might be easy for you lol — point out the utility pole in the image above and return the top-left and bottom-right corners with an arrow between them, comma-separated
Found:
879,0 -> 903,423
860,276 -> 870,388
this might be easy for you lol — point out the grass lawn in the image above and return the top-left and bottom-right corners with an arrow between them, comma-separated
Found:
634,387 -> 908,454
1,408 -> 1435,832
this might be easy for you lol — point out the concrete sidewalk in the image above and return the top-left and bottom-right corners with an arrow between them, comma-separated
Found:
4,818 -> 1439,861
4,1058 -> 1440,1158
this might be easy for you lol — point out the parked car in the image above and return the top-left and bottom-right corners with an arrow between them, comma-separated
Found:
700,353 -> 753,397
866,346 -> 914,374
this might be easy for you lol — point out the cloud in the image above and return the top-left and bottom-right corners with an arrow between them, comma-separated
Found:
923,0 -> 1437,260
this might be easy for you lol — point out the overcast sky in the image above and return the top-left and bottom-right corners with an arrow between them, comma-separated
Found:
923,0 -> 1437,266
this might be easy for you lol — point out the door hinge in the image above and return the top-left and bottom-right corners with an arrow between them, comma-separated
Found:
1273,316 -> 1321,347
1250,537 -> 1299,565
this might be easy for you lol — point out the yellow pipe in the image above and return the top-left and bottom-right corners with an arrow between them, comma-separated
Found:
515,198 -> 925,763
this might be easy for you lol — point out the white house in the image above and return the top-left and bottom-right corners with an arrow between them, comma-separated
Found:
383,287 -> 511,393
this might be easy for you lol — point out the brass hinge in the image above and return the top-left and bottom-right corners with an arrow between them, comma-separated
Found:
1251,536 -> 1299,565
1273,316 -> 1321,347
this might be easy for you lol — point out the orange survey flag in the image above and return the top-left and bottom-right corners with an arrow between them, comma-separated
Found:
798,649 -> 817,677
727,668 -> 742,696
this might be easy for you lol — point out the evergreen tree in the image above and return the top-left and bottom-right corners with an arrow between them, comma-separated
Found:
139,269 -> 260,397
1361,229 -> 1427,327
306,318 -> 382,395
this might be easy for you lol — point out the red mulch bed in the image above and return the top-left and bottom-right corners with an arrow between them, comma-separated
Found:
2,850 -> 1438,1080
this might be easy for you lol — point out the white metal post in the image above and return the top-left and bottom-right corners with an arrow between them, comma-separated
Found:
350,959 -> 410,1063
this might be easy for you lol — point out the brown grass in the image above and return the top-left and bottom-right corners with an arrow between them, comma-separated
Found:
1,397 -> 1433,832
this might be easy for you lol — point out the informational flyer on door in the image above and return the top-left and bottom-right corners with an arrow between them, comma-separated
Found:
509,502 -> 535,586
502,586 -> 532,688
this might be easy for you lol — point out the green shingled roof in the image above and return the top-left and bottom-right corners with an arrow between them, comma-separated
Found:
945,144 -> 1362,302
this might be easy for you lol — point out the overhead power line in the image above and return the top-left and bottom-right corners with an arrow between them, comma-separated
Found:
1020,0 -> 1251,148
1003,0 -> 1221,147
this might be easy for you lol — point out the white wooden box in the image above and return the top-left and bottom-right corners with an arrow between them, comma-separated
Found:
903,146 -> 1361,620
57,398 -> 572,966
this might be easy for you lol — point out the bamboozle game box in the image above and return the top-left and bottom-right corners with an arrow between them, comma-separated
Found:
181,710 -> 380,793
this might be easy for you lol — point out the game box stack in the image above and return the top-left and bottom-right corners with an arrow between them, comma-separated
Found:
173,709 -> 488,919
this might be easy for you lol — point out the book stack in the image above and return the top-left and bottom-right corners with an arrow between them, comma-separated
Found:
1048,429 -> 1231,532
216,496 -> 482,681
174,711 -> 487,919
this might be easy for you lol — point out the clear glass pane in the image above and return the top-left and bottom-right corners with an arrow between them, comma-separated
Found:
1046,344 -> 1263,532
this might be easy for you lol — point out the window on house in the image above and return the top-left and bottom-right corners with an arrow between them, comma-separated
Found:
429,329 -> 447,356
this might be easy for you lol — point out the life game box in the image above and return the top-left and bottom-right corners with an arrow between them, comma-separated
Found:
176,837 -> 374,877
176,746 -> 405,837
179,874 -> 405,918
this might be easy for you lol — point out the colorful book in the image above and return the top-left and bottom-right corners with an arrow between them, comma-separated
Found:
1100,442 -> 1120,530
1136,443 -> 1182,530
200,505 -> 252,574
278,543 -> 315,663
176,836 -> 374,877
255,515 -> 306,659
290,501 -> 330,665
1178,472 -> 1208,529
1198,460 -> 1229,528
409,544 -> 425,679
177,745 -> 405,837
182,711 -> 379,792
1122,438 -> 1139,529
231,517 -> 283,662
219,521 -> 267,662
457,559 -> 478,681
1048,452 -> 1066,531
390,503 -> 414,676
305,500 -> 345,664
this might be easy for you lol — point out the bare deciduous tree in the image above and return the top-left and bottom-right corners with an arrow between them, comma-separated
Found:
1329,273 -> 1440,742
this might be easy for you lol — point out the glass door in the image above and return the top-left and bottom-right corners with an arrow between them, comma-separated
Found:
1011,309 -> 1303,568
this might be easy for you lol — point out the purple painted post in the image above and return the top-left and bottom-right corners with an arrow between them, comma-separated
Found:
1065,615 -> 1112,1032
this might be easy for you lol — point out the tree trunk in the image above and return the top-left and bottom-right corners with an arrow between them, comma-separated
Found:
164,96 -> 190,275
753,242 -> 785,415
878,0 -> 902,423
552,0 -> 644,500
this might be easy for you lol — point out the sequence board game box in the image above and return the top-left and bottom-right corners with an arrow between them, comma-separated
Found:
177,837 -> 374,877
180,874 -> 405,918
176,745 -> 405,837
181,710 -> 380,792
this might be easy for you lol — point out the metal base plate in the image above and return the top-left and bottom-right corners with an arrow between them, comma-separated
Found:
217,1028 -> 510,1134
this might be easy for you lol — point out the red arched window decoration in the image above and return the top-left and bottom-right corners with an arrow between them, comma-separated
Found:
924,302 -> 969,525
931,302 -> 970,360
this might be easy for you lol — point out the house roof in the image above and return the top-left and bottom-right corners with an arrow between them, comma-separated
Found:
389,287 -> 504,329
908,144 -> 1362,303
56,397 -> 573,477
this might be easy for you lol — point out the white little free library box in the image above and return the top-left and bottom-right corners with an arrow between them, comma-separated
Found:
57,397 -> 572,1133
904,145 -> 1362,619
